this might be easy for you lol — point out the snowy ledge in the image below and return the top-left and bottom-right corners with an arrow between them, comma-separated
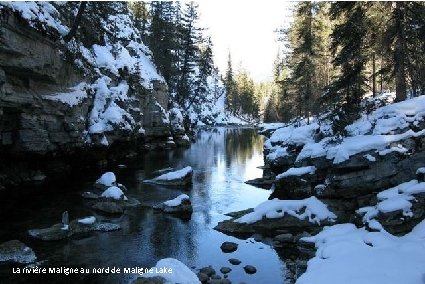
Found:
235,197 -> 336,225
275,166 -> 316,180
357,179 -> 425,222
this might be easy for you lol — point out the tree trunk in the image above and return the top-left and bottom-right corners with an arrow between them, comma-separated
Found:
63,2 -> 87,42
394,2 -> 407,102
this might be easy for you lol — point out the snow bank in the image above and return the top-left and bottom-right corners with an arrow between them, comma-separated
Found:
101,186 -> 127,200
358,179 -> 425,222
269,123 -> 319,146
235,197 -> 336,225
266,95 -> 425,166
142,258 -> 200,284
276,166 -> 316,180
297,221 -> 425,284
78,216 -> 96,225
163,194 -> 190,207
153,167 -> 193,182
96,172 -> 116,187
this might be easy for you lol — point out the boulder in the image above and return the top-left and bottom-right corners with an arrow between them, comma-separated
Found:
220,242 -> 238,253
144,166 -> 193,186
0,240 -> 37,264
228,258 -> 241,265
154,194 -> 193,217
92,201 -> 124,215
245,177 -> 274,189
243,265 -> 257,274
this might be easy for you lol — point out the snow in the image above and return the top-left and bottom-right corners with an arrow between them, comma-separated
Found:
152,167 -> 193,182
358,180 -> 425,222
87,77 -> 136,135
101,186 -> 127,200
142,258 -> 200,284
258,123 -> 287,134
416,167 -> 425,174
297,221 -> 425,284
363,154 -> 376,162
298,129 -> 424,164
269,122 -> 319,146
265,95 -> 425,168
163,194 -> 190,207
235,197 -> 336,225
96,172 -> 116,187
3,2 -> 69,35
43,82 -> 88,106
276,166 -> 316,180
78,216 -> 96,225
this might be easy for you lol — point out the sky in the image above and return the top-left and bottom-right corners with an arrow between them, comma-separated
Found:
198,0 -> 294,83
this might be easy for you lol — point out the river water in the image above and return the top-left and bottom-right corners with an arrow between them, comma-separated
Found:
0,127 -> 286,283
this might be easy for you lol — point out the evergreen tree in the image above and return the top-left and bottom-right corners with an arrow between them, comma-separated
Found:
224,52 -> 237,113
176,2 -> 202,108
326,2 -> 370,133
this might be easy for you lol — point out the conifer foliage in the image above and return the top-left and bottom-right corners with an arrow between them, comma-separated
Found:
268,1 -> 425,133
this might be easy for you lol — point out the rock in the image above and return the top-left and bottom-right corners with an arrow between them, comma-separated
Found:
225,209 -> 254,219
211,274 -> 222,280
220,242 -> 238,253
152,167 -> 175,176
28,223 -> 70,241
92,201 -> 124,214
245,177 -> 274,189
81,191 -> 100,199
197,272 -> 209,282
228,258 -> 241,265
199,266 -> 216,277
0,240 -> 37,264
154,194 -> 193,217
215,212 -> 330,237
92,223 -> 121,232
220,267 -> 232,274
144,166 -> 193,186
0,6 -> 175,190
274,233 -> 294,244
243,265 -> 257,274
28,219 -> 121,241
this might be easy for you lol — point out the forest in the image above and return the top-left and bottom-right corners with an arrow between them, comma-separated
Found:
128,2 -> 425,131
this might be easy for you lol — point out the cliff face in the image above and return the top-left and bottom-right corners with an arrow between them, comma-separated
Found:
0,3 -> 175,189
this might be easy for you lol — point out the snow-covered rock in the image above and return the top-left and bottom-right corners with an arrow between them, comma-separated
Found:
154,194 -> 193,217
276,166 -> 316,180
144,166 -> 193,186
96,172 -> 116,187
235,197 -> 336,225
101,186 -> 127,201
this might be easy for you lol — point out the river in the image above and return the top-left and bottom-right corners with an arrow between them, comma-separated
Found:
0,127 -> 286,283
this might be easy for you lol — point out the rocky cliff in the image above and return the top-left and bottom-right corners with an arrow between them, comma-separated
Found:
0,3 -> 179,189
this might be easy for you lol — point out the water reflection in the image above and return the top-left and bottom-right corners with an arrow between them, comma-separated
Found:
0,127 -> 285,284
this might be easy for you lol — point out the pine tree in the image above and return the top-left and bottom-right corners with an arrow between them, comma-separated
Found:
326,2 -> 370,133
224,52 -> 236,113
176,2 -> 202,108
